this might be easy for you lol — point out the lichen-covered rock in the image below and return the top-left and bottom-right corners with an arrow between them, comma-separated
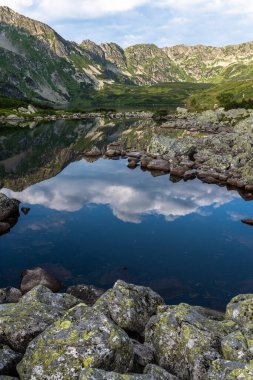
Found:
221,330 -> 251,362
145,303 -> 223,379
0,377 -> 19,380
0,286 -> 79,352
225,294 -> 253,327
20,267 -> 63,294
79,368 -> 148,379
79,366 -> 177,379
0,288 -> 22,304
0,194 -> 19,222
0,345 -> 21,376
144,364 -> 179,379
17,305 -> 133,380
208,359 -> 253,379
66,284 -> 105,306
94,280 -> 164,334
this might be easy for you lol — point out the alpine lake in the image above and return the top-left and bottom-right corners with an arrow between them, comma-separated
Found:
1,117 -> 253,311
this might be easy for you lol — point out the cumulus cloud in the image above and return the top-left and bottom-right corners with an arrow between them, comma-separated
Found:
1,0 -> 253,46
2,159 -> 239,224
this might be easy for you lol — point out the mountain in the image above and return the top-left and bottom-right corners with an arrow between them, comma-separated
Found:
1,6 -> 253,106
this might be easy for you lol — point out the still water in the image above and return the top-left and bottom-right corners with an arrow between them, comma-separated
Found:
1,119 -> 253,310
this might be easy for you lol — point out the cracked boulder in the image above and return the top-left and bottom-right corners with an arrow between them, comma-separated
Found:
17,305 -> 134,380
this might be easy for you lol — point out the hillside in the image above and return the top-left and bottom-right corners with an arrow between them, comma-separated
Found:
1,6 -> 253,107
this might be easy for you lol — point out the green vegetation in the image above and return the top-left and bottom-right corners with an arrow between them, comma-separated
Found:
188,80 -> 253,110
69,82 -> 212,112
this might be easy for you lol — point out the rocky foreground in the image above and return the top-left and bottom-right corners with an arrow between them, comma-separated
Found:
0,266 -> 253,379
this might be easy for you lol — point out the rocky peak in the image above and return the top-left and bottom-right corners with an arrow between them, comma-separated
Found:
0,6 -> 70,57
100,42 -> 127,68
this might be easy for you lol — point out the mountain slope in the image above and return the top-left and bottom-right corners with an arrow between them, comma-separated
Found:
1,6 -> 253,107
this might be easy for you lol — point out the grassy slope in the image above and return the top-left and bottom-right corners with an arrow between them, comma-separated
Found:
69,82 -> 212,112
188,80 -> 253,110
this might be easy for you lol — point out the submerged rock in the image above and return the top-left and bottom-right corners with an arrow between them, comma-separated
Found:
0,223 -> 10,235
17,305 -> 133,379
0,286 -> 79,352
94,280 -> 164,335
20,267 -> 63,294
0,288 -> 22,304
66,284 -> 105,306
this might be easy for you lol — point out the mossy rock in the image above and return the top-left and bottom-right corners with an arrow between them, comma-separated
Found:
226,294 -> 253,327
145,303 -> 223,379
17,305 -> 133,380
94,280 -> 164,335
0,286 -> 79,352
208,359 -> 253,379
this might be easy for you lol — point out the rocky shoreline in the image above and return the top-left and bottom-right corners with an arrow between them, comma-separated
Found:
82,107 -> 253,195
0,267 -> 253,379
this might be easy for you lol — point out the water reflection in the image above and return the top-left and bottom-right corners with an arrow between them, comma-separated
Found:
2,159 -> 239,223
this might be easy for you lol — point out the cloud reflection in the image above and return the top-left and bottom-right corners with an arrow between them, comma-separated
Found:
2,159 -> 239,223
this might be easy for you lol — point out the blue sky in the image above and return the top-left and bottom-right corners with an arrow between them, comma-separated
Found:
1,0 -> 253,47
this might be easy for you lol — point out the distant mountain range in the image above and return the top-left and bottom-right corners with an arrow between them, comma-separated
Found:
1,6 -> 253,105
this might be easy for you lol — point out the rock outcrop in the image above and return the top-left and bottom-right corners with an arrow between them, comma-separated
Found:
0,280 -> 253,379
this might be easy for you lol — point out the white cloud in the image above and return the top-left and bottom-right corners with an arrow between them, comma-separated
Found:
2,159 -> 238,224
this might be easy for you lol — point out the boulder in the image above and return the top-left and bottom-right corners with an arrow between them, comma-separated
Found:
221,330 -> 250,362
128,160 -> 137,168
144,364 -> 179,379
84,147 -> 102,157
132,340 -> 154,370
147,159 -> 170,172
94,280 -> 164,335
225,294 -> 253,327
208,359 -> 253,379
0,286 -> 79,352
0,195 -> 19,222
79,366 -> 177,379
17,305 -> 133,380
145,303 -> 230,379
20,267 -> 63,294
66,284 -> 105,306
140,155 -> 152,169
0,288 -> 22,304
0,345 -> 21,376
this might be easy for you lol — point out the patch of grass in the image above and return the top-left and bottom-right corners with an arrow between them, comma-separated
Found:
188,80 -> 253,110
69,82 -> 212,112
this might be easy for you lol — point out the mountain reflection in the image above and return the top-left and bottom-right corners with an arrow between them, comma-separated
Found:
2,159 -> 239,224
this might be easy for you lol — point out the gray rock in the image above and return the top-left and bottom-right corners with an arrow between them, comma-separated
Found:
147,159 -> 170,172
0,285 -> 79,352
144,364 -> 179,379
207,359 -> 253,379
0,195 -> 19,222
145,303 -> 224,379
66,284 -> 105,306
79,368 -> 151,379
0,288 -> 22,304
17,305 -> 133,380
20,267 -> 63,294
84,147 -> 102,157
94,280 -> 164,334
0,345 -> 21,376
132,340 -> 154,369
225,294 -> 253,327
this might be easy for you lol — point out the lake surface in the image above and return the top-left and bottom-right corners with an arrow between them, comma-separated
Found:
1,119 -> 253,310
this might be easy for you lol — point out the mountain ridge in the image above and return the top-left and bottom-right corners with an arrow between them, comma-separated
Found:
1,6 -> 253,105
